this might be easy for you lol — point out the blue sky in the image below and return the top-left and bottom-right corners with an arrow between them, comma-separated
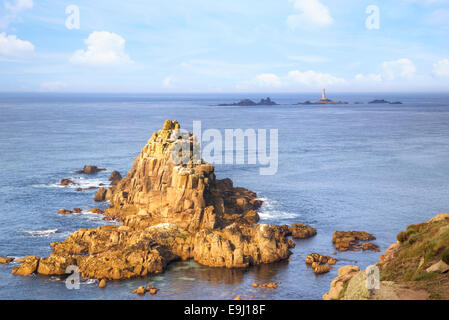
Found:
1,0 -> 449,92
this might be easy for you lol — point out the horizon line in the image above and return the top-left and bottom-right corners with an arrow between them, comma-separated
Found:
1,91 -> 449,95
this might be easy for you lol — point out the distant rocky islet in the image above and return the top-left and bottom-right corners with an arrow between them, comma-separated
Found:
217,90 -> 402,106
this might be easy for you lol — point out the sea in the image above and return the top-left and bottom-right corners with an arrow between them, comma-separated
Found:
0,92 -> 448,300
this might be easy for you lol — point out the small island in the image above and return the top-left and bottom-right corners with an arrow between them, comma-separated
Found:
369,99 -> 403,104
218,97 -> 277,106
297,89 -> 348,105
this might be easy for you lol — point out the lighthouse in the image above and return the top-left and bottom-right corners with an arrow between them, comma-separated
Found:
321,88 -> 326,101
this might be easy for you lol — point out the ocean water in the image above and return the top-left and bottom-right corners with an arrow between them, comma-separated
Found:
0,92 -> 449,300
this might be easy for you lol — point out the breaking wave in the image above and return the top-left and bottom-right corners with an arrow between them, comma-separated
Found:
257,197 -> 300,221
23,229 -> 60,237
33,176 -> 110,190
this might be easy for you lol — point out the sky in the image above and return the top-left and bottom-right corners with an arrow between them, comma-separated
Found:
0,0 -> 449,93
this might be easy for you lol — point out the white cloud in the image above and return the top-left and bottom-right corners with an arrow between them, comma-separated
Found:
39,81 -> 67,92
162,76 -> 176,88
433,59 -> 449,77
70,31 -> 133,66
381,58 -> 416,80
5,0 -> 33,12
287,0 -> 333,29
253,73 -> 282,87
354,58 -> 416,83
0,32 -> 34,57
287,69 -> 345,86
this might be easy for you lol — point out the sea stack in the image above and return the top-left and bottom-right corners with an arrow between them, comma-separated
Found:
13,120 -> 293,280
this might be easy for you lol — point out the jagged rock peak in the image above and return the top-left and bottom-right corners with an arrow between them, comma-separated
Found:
96,120 -> 262,233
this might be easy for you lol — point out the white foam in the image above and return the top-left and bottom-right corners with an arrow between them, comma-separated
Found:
33,176 -> 110,190
24,229 -> 60,237
80,278 -> 97,285
258,197 -> 299,220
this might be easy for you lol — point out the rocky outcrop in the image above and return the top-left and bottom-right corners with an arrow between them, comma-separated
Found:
324,214 -> 449,300
93,187 -> 107,201
368,99 -> 402,105
60,178 -> 77,186
11,256 -> 40,276
75,165 -> 106,174
99,279 -> 107,288
218,97 -> 278,106
361,242 -> 380,252
109,171 -> 122,185
305,253 -> 337,274
0,257 -> 13,264
13,120 -> 292,280
322,266 -> 360,300
58,209 -> 73,214
332,231 -> 377,251
88,208 -> 104,214
289,223 -> 317,239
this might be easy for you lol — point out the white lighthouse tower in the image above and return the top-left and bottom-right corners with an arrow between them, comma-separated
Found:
321,88 -> 327,101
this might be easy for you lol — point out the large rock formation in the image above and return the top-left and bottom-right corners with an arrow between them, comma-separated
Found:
95,120 -> 263,232
13,120 -> 292,280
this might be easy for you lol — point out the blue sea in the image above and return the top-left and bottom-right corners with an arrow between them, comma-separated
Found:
0,92 -> 449,300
